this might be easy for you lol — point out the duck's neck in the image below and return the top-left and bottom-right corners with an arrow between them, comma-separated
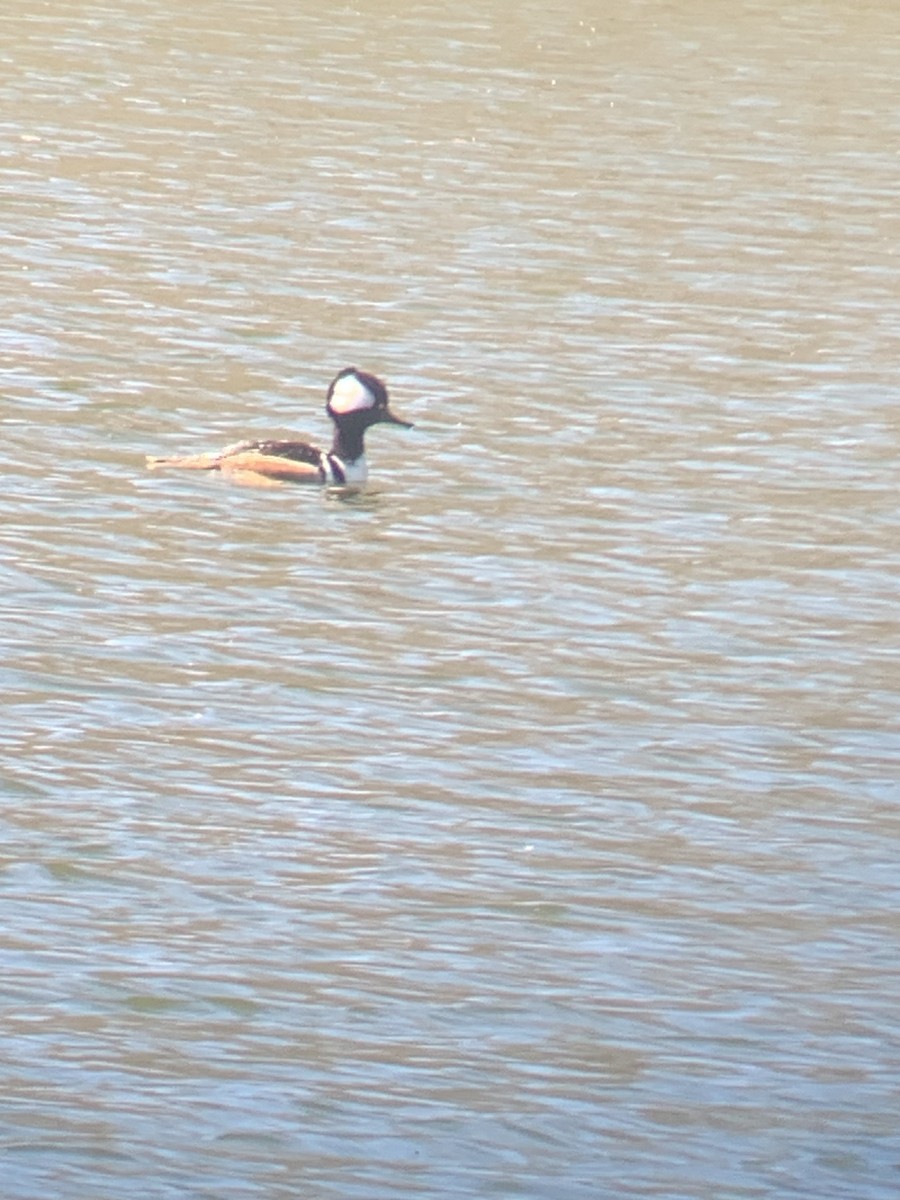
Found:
330,418 -> 366,464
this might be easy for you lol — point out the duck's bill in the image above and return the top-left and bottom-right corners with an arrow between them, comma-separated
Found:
380,408 -> 414,428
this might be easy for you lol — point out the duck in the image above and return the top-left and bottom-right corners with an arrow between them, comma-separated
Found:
146,367 -> 412,486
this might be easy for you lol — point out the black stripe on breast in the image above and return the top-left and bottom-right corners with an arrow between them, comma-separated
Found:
325,454 -> 346,485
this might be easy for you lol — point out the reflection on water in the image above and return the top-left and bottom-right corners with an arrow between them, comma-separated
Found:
2,1 -> 900,1197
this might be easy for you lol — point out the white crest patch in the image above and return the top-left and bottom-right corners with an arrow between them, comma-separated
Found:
329,374 -> 376,414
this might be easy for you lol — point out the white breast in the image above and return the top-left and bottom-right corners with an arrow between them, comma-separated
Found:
339,456 -> 368,484
324,453 -> 368,484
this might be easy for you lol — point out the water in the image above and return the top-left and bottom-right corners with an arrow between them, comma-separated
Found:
2,2 -> 899,1197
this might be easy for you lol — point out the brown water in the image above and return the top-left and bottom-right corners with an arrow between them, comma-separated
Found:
2,2 -> 900,1197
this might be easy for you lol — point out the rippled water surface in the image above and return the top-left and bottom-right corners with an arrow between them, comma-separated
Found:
2,2 -> 900,1197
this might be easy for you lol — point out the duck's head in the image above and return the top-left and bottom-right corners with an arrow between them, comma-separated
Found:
326,367 -> 413,430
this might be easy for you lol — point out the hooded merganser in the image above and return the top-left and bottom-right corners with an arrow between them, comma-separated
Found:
146,367 -> 412,486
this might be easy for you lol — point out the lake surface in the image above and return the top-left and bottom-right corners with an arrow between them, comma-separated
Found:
2,2 -> 899,1197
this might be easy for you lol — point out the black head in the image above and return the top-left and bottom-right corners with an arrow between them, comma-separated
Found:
325,367 -> 413,429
